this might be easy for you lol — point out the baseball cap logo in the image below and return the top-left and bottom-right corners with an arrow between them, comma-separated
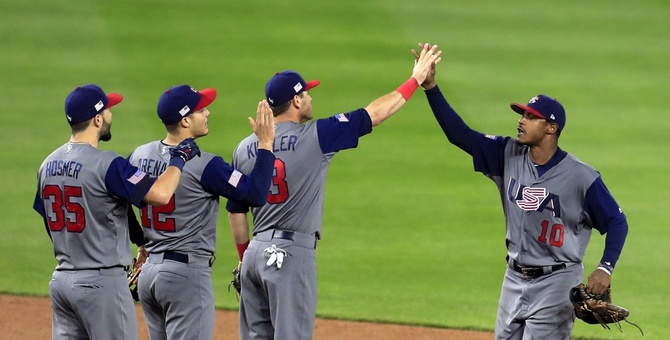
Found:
550,114 -> 556,120
528,96 -> 539,104
179,105 -> 191,116
94,100 -> 104,111
293,82 -> 303,93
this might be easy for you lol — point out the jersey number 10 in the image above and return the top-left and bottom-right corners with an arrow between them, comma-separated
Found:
538,220 -> 565,247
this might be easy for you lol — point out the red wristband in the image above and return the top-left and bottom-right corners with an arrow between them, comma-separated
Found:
236,241 -> 250,261
396,77 -> 419,100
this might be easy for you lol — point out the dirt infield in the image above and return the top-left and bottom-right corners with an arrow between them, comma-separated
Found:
0,294 -> 493,339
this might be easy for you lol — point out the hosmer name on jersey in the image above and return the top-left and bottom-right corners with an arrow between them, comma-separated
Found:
507,177 -> 561,217
136,158 -> 168,177
246,135 -> 298,159
44,160 -> 83,179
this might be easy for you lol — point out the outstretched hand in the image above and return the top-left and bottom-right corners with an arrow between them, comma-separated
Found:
410,43 -> 442,88
411,43 -> 439,89
249,100 -> 275,151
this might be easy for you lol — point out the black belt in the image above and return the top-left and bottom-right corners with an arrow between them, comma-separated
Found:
510,260 -> 566,279
272,229 -> 296,241
162,251 -> 215,267
253,229 -> 319,249
164,251 -> 189,263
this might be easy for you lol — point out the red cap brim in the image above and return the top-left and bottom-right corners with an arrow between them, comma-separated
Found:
194,88 -> 217,112
106,93 -> 123,109
305,80 -> 320,91
510,103 -> 545,119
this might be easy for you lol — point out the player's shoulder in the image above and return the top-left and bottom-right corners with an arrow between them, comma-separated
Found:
563,153 -> 599,175
132,140 -> 162,153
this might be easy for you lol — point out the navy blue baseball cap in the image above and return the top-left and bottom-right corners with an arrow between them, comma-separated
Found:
64,84 -> 123,125
265,70 -> 320,107
510,95 -> 566,130
157,85 -> 217,125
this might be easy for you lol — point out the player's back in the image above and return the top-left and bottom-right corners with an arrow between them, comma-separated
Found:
37,143 -> 132,270
233,121 -> 330,237
129,140 -> 219,256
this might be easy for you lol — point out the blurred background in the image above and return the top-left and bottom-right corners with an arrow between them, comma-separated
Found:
1,0 -> 668,338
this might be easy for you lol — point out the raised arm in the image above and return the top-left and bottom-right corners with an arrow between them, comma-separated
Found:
365,43 -> 442,126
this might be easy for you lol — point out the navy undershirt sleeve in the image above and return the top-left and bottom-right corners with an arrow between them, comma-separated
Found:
584,176 -> 628,270
33,184 -> 52,241
127,205 -> 146,247
105,157 -> 156,208
316,109 -> 372,154
201,150 -> 275,207
425,86 -> 507,177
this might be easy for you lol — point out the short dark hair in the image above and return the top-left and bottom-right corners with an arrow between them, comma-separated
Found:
270,92 -> 304,117
165,121 -> 181,134
270,102 -> 291,117
70,118 -> 92,134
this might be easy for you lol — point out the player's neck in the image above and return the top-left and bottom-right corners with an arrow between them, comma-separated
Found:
273,109 -> 302,124
163,132 -> 193,146
528,144 -> 558,165
69,131 -> 99,149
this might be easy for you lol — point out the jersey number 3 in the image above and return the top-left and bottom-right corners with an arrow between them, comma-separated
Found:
267,158 -> 288,204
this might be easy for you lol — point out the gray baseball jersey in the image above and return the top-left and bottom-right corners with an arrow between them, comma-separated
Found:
34,142 -> 157,340
424,86 -> 628,339
128,140 -> 274,340
226,110 -> 372,340
493,141 -> 599,266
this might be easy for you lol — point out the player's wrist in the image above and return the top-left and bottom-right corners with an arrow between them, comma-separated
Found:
236,240 -> 250,261
422,81 -> 437,90
168,156 -> 186,171
596,266 -> 612,276
257,141 -> 273,151
396,77 -> 419,100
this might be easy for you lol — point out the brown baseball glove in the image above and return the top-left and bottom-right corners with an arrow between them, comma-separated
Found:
228,263 -> 241,298
127,258 -> 141,301
569,283 -> 642,335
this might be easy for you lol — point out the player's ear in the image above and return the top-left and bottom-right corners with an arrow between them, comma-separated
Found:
547,122 -> 558,134
180,116 -> 191,129
293,92 -> 306,109
291,94 -> 300,109
93,113 -> 103,127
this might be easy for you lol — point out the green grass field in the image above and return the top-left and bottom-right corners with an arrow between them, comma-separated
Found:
1,0 -> 668,339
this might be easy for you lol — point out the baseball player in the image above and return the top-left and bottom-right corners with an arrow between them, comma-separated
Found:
413,44 -> 629,339
128,84 -> 276,340
226,43 -> 442,340
33,84 -> 200,340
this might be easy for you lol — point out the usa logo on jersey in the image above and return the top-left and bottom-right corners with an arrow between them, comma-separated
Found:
507,177 -> 561,217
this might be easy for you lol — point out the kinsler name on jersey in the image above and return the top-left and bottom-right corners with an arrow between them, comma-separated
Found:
507,177 -> 561,218
245,134 -> 298,159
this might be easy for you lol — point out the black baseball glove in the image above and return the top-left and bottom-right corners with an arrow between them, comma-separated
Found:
569,283 -> 643,335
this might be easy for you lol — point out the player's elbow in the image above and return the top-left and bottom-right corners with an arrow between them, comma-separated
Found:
143,189 -> 172,206
245,192 -> 268,207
